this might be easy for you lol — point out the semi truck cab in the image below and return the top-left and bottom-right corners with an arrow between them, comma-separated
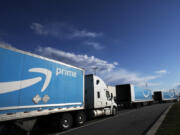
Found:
85,75 -> 117,117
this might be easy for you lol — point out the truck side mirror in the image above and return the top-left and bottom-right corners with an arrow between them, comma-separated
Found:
111,93 -> 113,100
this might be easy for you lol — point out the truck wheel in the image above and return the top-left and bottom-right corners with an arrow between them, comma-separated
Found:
0,125 -> 7,134
60,113 -> 73,130
75,111 -> 86,126
112,107 -> 117,116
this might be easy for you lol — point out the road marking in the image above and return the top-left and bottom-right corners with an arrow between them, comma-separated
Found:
145,103 -> 174,135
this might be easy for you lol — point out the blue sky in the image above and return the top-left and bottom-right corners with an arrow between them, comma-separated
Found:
1,0 -> 180,91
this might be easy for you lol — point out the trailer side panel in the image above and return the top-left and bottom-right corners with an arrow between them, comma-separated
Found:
0,47 -> 84,117
133,86 -> 153,102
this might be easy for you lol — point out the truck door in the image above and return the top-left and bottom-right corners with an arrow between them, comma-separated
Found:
95,79 -> 103,107
105,90 -> 113,107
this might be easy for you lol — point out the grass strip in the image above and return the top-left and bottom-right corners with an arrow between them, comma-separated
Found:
156,102 -> 180,135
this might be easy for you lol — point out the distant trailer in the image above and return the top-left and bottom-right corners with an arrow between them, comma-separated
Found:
153,91 -> 162,103
116,84 -> 153,108
153,90 -> 177,103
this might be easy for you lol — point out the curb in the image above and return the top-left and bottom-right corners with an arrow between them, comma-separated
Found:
145,103 -> 174,135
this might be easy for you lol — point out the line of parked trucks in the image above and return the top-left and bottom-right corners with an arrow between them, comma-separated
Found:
0,45 -> 178,134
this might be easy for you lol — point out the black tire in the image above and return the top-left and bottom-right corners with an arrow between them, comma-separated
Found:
112,107 -> 117,116
0,125 -> 8,134
135,103 -> 141,108
74,111 -> 86,126
52,113 -> 73,131
60,113 -> 73,130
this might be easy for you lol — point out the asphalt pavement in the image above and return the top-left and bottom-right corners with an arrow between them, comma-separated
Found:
56,103 -> 172,135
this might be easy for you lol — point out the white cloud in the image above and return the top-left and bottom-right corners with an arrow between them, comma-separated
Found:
72,30 -> 102,38
173,83 -> 180,89
155,70 -> 167,74
113,62 -> 118,65
36,46 -> 116,74
101,69 -> 159,87
172,83 -> 180,95
0,41 -> 12,47
35,46 -> 160,87
30,23 -> 48,35
146,82 -> 161,87
84,41 -> 104,50
30,22 -> 102,39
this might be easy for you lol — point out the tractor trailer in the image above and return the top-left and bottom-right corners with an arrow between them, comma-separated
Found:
115,84 -> 153,108
0,45 -> 117,132
153,90 -> 177,103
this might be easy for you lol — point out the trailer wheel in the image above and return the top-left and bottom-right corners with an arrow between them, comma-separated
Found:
0,124 -> 8,134
75,111 -> 86,126
51,113 -> 73,131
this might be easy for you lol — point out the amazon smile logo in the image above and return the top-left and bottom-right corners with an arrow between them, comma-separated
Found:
0,68 -> 52,94
143,90 -> 150,98
169,90 -> 174,98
